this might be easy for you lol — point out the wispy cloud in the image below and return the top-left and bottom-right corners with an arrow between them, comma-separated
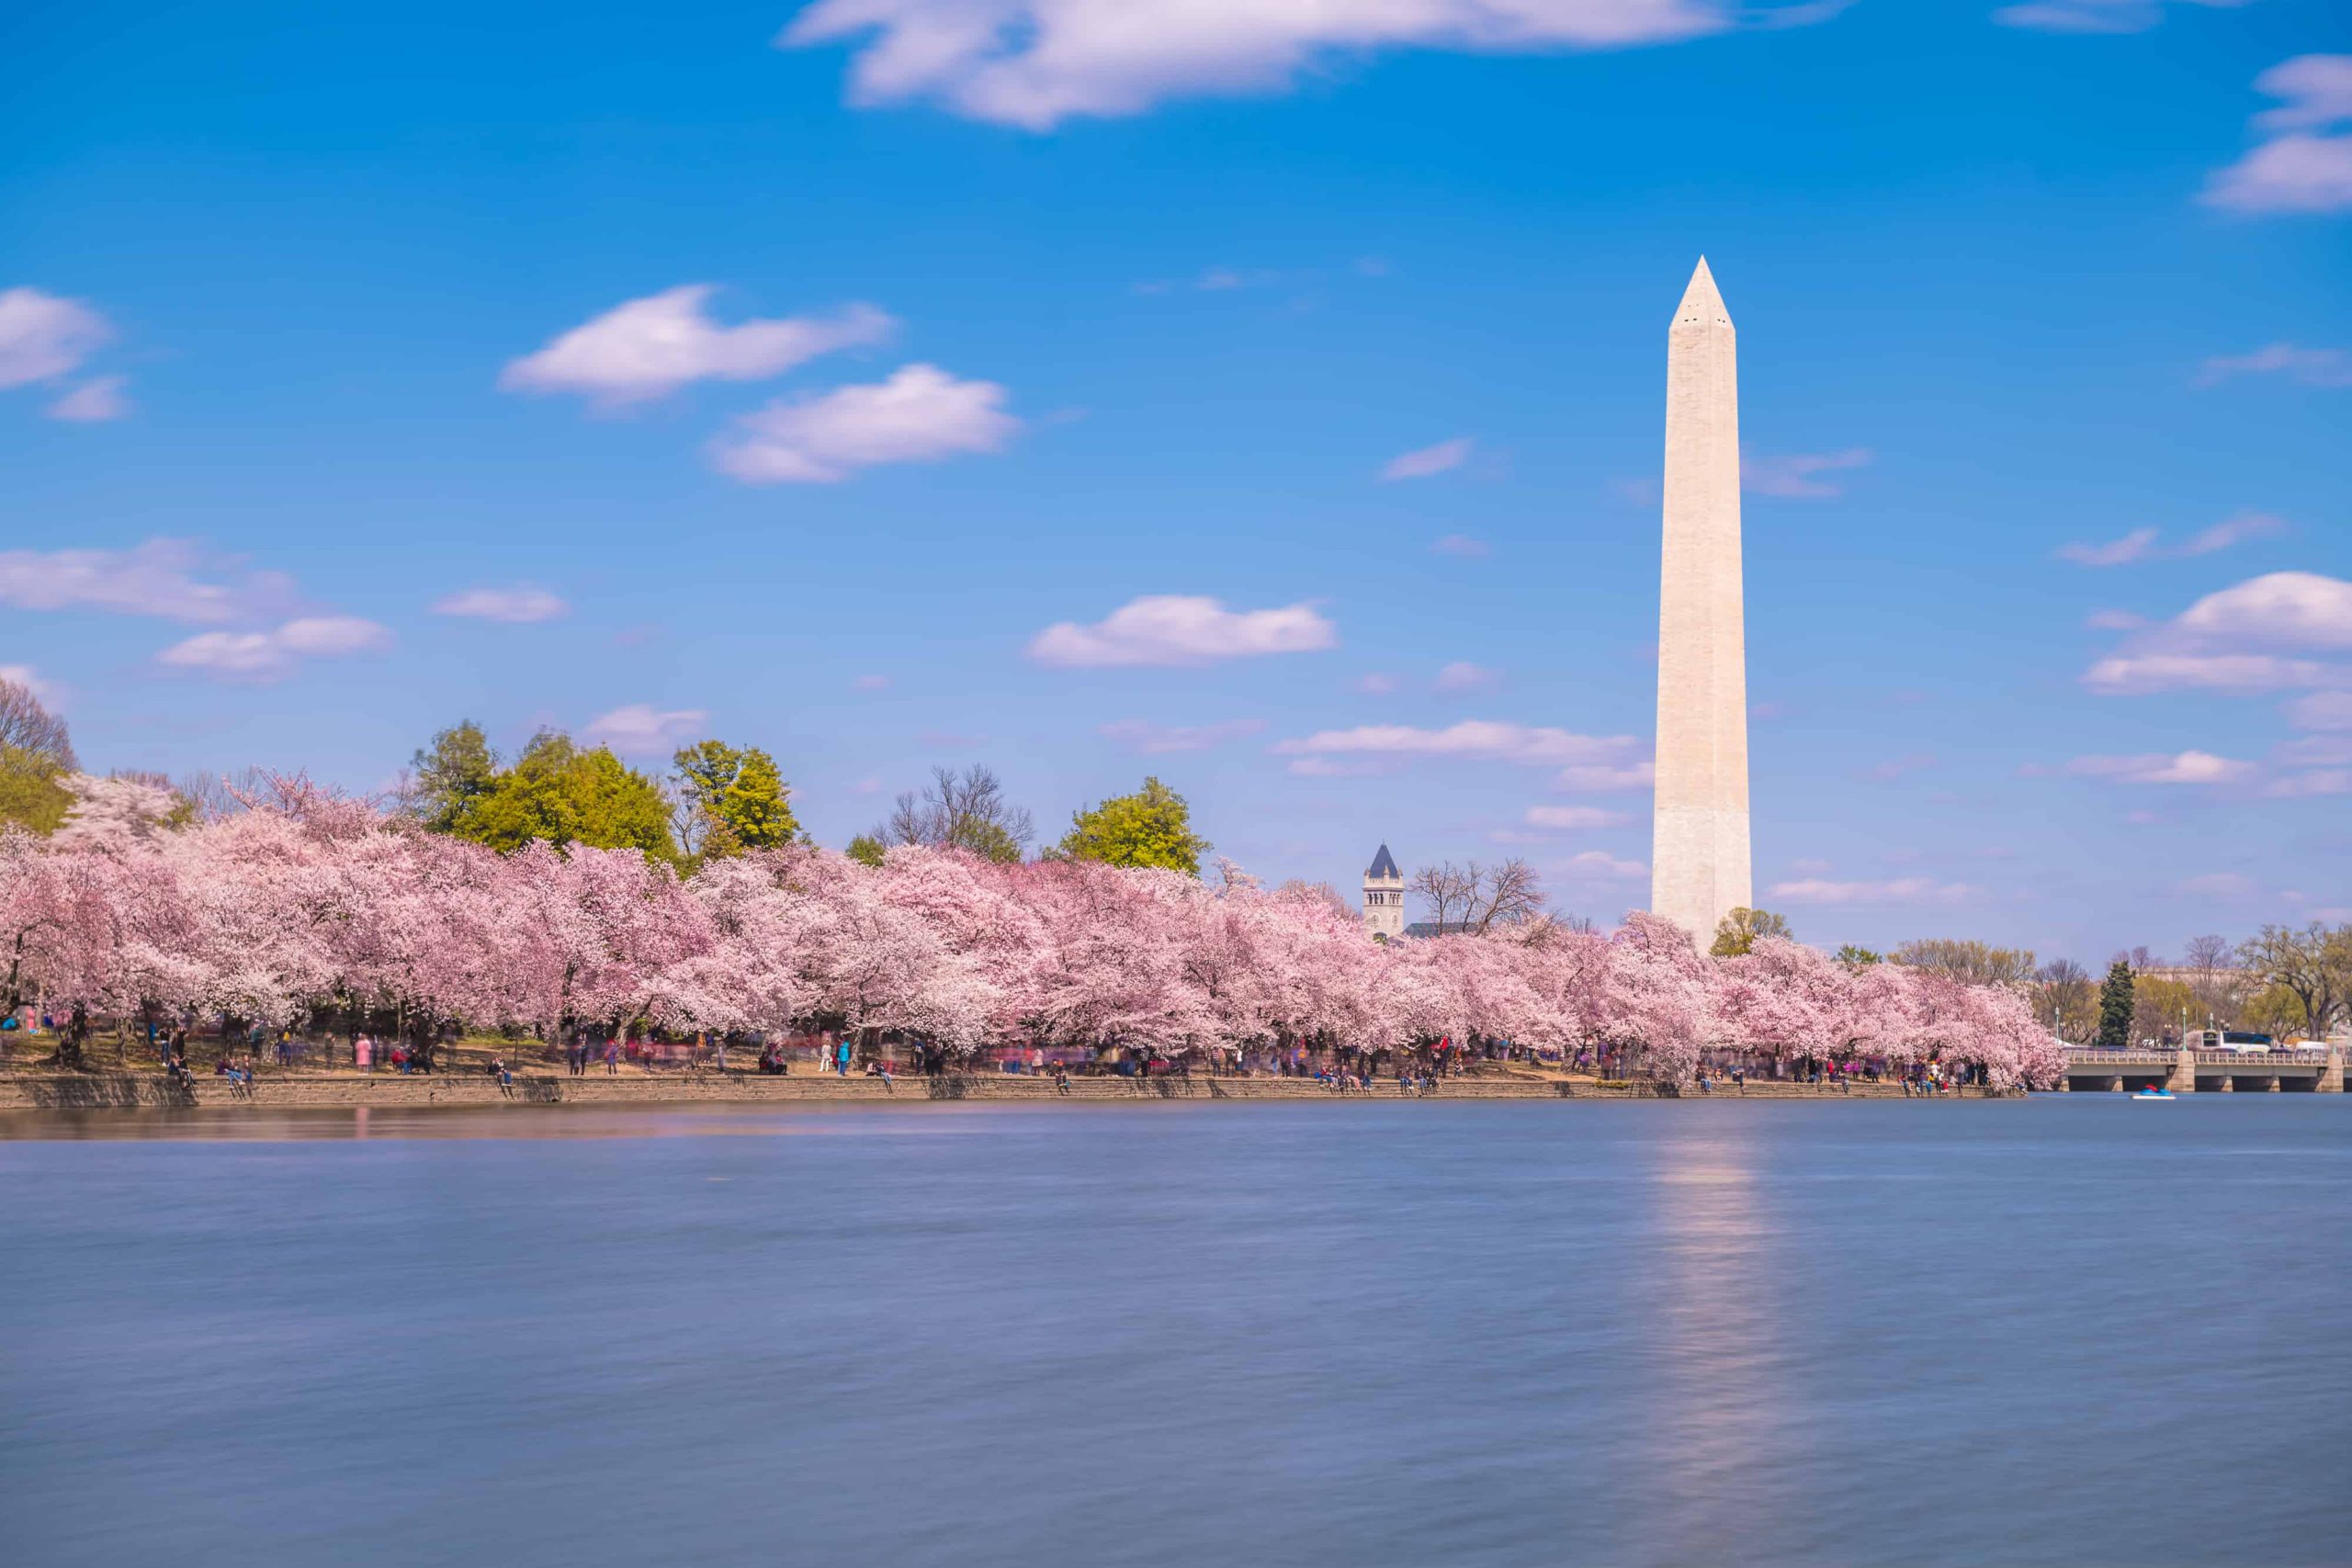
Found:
46,375 -> 130,423
501,286 -> 894,407
1274,720 -> 1636,770
433,586 -> 568,624
1741,447 -> 1870,498
1995,0 -> 2250,35
1770,876 -> 1974,905
1524,805 -> 1628,829
584,704 -> 708,755
1865,752 -> 1937,782
0,538 -> 288,624
1098,717 -> 1266,753
709,364 -> 1019,484
1432,660 -> 1498,693
1381,436 -> 1473,481
156,617 -> 392,682
1556,761 -> 1656,792
2058,527 -> 2157,567
2196,341 -> 2352,389
2204,56 -> 2352,216
1430,533 -> 1489,558
1030,595 -> 1336,668
780,0 -> 1834,130
0,288 -> 111,392
2063,750 -> 2257,784
852,673 -> 891,692
1566,850 -> 1648,880
2058,513 -> 2285,567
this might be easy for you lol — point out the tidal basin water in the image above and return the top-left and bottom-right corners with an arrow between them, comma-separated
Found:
4,1099 -> 2346,1568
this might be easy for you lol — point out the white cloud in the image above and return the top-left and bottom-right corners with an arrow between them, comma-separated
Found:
1556,761 -> 1656,791
500,286 -> 894,407
584,704 -> 708,754
0,288 -> 111,390
2250,53 -> 2352,133
1355,672 -> 1399,695
1430,533 -> 1489,558
2196,342 -> 2352,389
1098,717 -> 1265,753
1566,850 -> 1647,880
780,0 -> 1821,130
157,616 -> 392,681
1274,720 -> 1635,767
2204,58 -> 2352,216
1030,595 -> 1335,668
2176,571 -> 2352,650
1741,447 -> 1870,499
2083,571 -> 2352,695
852,673 -> 891,691
2063,750 -> 2256,784
433,585 -> 568,623
1381,436 -> 1473,480
1770,876 -> 1974,905
0,538 -> 283,624
1433,660 -> 1498,693
2058,527 -> 2157,567
1525,805 -> 1627,829
1995,0 -> 2250,34
709,363 -> 1018,483
2086,608 -> 2147,631
46,375 -> 130,423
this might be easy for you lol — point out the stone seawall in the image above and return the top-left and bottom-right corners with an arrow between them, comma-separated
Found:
0,1071 -> 2016,1112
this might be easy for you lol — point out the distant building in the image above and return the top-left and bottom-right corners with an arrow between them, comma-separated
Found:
1362,843 -> 1404,941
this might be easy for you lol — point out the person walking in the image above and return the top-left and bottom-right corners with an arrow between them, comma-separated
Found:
356,1033 -> 372,1074
604,1038 -> 619,1076
835,1038 -> 852,1077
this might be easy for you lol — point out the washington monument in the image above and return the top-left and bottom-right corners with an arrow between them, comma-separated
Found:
1650,257 -> 1752,945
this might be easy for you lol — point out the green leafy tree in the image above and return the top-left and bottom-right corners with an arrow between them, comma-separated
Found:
844,833 -> 887,868
2095,959 -> 2135,1050
0,675 -> 76,833
1710,906 -> 1792,958
671,739 -> 799,861
1056,776 -> 1210,875
1834,944 -> 1883,970
460,730 -> 678,861
408,720 -> 500,833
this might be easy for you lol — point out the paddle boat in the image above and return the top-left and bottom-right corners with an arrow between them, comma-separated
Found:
2131,1087 -> 2176,1100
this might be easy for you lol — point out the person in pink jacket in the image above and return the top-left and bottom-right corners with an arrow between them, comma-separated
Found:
356,1034 -> 372,1073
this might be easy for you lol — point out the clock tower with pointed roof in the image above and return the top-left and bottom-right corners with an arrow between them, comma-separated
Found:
1362,843 -> 1405,941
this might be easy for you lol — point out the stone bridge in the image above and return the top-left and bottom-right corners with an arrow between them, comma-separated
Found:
2058,1047 -> 2345,1094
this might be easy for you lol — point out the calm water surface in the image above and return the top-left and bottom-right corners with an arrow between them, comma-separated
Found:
3,1099 -> 2346,1567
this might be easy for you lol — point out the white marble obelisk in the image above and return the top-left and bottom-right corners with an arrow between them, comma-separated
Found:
1650,257 -> 1751,946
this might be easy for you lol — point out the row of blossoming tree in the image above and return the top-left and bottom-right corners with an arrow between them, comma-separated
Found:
0,777 -> 2064,1088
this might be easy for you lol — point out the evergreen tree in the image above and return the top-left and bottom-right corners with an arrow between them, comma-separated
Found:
408,720 -> 500,833
844,833 -> 887,868
2096,958 -> 2136,1050
1055,776 -> 1209,875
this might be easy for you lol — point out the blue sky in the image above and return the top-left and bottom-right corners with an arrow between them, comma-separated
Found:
5,0 -> 2348,962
